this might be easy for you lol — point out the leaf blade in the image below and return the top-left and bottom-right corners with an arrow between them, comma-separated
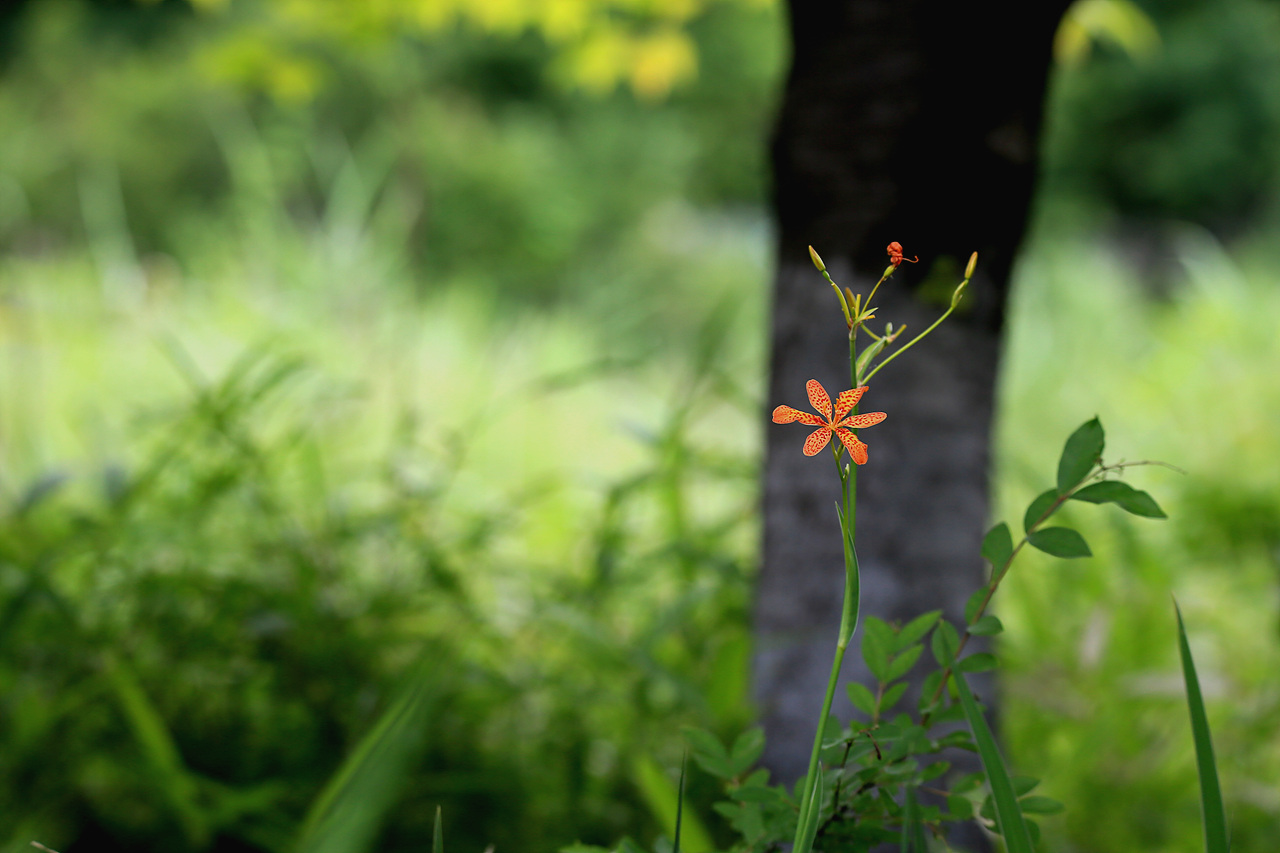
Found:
1027,527 -> 1092,558
1057,418 -> 1105,494
952,671 -> 1035,853
1175,601 -> 1230,853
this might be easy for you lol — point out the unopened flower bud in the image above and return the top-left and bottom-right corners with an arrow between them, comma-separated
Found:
808,245 -> 826,272
951,279 -> 968,309
964,251 -> 978,280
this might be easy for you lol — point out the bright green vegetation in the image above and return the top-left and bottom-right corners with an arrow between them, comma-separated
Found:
2,1 -> 1279,852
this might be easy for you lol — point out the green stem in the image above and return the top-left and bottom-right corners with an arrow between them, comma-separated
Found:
794,340 -> 865,851
792,639 -> 850,849
862,304 -> 956,384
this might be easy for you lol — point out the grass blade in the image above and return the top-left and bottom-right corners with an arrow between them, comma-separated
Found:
295,661 -> 436,853
630,755 -> 715,853
900,787 -> 927,853
1175,600 -> 1230,853
674,752 -> 686,853
952,670 -> 1034,853
102,653 -> 207,846
433,806 -> 443,853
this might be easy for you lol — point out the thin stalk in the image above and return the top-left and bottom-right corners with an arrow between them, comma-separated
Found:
793,340 -> 865,852
862,304 -> 956,384
792,638 -> 850,851
920,458 -> 1169,723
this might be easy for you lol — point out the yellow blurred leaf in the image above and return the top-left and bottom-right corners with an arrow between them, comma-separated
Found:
1055,0 -> 1160,65
630,29 -> 697,100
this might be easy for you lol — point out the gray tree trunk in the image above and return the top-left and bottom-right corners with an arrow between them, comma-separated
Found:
755,0 -> 1070,798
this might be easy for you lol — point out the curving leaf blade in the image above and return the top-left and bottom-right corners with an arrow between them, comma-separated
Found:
1072,481 -> 1167,518
1175,601 -> 1230,853
953,671 -> 1035,853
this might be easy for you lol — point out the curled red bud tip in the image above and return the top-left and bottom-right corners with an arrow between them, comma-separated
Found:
886,242 -> 919,268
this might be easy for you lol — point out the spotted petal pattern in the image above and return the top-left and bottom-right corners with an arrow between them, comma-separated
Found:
772,380 -> 887,465
843,411 -> 887,429
803,427 -> 834,457
834,429 -> 868,465
772,405 -> 823,425
806,380 -> 833,422
833,386 -> 868,422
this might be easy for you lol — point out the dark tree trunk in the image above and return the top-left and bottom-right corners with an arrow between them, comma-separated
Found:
755,0 -> 1070,804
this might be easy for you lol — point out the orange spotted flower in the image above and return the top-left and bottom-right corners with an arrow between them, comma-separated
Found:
772,380 -> 887,463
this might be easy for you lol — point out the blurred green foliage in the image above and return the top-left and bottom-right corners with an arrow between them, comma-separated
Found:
1042,0 -> 1280,230
1,0 -> 1279,852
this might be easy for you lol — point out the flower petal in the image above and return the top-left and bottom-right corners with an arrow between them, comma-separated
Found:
806,380 -> 833,422
772,405 -> 823,425
835,428 -> 869,465
833,386 -> 868,422
802,427 -> 833,456
842,411 -> 887,429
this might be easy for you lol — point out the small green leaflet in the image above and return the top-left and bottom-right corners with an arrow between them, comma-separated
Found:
1057,418 -> 1105,494
1072,480 -> 1167,518
1027,527 -> 1092,558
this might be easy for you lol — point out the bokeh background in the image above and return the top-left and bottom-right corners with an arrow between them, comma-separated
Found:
1,0 -> 1279,851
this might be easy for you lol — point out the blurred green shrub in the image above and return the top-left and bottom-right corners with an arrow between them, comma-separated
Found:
0,330 -> 761,852
1042,0 -> 1280,229
0,0 -> 784,308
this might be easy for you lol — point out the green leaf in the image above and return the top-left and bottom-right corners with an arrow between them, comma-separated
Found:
1057,418 -> 1105,494
964,587 -> 990,624
1023,489 -> 1060,534
885,645 -> 924,682
682,727 -> 732,779
896,610 -> 942,650
1175,601 -> 1230,853
946,795 -> 975,820
952,671 -> 1035,853
847,682 -> 877,716
957,653 -> 998,673
433,807 -> 443,853
296,661 -> 437,853
881,682 -> 909,713
918,670 -> 945,714
935,730 -> 976,751
862,619 -> 893,682
1010,776 -> 1040,797
931,620 -> 960,666
921,760 -> 951,782
1027,527 -> 1092,558
900,787 -> 928,853
1072,480 -> 1167,518
856,336 -> 889,378
728,728 -> 765,776
103,653 -> 206,846
673,753 -> 685,853
968,615 -> 1004,636
1019,796 -> 1064,815
951,773 -> 984,794
980,523 -> 1013,569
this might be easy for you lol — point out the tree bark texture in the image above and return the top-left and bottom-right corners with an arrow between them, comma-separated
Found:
756,0 -> 1072,792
